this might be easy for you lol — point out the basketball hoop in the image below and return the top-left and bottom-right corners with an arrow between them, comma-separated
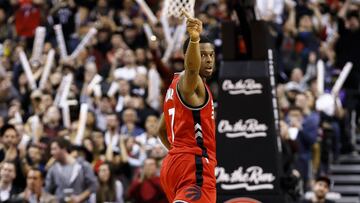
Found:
161,0 -> 195,63
163,0 -> 195,18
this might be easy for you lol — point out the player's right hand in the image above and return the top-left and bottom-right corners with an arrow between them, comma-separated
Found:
182,9 -> 202,42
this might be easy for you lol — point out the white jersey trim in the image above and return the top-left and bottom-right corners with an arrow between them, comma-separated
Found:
173,200 -> 190,203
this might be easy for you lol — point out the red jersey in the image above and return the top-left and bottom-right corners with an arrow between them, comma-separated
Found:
163,73 -> 216,165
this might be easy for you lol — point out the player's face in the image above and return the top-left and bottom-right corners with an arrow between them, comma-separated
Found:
199,43 -> 215,78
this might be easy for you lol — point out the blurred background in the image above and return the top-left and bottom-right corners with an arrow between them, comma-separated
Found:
0,0 -> 359,202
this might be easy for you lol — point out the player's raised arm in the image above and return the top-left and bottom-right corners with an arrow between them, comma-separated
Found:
179,9 -> 203,96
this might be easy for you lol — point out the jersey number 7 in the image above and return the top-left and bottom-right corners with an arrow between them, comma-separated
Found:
168,108 -> 175,142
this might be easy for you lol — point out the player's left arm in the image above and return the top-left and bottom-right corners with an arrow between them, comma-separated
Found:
178,10 -> 203,98
157,113 -> 171,150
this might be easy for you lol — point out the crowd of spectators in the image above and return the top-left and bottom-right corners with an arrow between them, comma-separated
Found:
0,0 -> 358,202
259,0 -> 360,201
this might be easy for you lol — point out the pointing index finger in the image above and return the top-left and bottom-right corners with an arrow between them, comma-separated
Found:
181,9 -> 192,19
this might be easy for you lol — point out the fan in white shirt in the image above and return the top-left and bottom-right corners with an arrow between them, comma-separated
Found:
114,49 -> 147,81
135,115 -> 161,153
104,113 -> 122,152
115,79 -> 132,113
255,0 -> 284,24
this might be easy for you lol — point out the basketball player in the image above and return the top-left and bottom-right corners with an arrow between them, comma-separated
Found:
157,10 -> 217,203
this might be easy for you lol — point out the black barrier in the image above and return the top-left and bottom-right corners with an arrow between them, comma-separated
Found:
216,61 -> 286,203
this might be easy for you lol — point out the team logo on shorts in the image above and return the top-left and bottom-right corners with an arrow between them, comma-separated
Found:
185,185 -> 202,201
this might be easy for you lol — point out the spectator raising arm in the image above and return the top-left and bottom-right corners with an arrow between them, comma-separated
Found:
284,3 -> 297,35
338,0 -> 351,19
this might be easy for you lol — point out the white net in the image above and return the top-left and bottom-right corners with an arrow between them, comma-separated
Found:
160,0 -> 195,63
163,0 -> 195,18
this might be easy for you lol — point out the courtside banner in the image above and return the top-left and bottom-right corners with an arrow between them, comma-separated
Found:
216,61 -> 286,202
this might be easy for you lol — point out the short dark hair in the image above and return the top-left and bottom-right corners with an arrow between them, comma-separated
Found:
346,10 -> 359,20
28,143 -> 41,150
316,176 -> 331,187
183,36 -> 212,54
307,77 -> 317,86
51,137 -> 72,153
287,106 -> 303,114
28,167 -> 45,179
106,112 -> 120,121
0,124 -> 18,137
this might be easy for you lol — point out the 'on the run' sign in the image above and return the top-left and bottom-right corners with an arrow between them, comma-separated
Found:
216,61 -> 286,203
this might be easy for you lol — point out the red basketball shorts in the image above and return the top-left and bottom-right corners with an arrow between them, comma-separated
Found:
160,153 -> 216,203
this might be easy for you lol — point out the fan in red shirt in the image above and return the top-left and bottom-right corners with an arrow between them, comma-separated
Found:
158,10 -> 217,203
127,158 -> 168,203
15,0 -> 41,38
